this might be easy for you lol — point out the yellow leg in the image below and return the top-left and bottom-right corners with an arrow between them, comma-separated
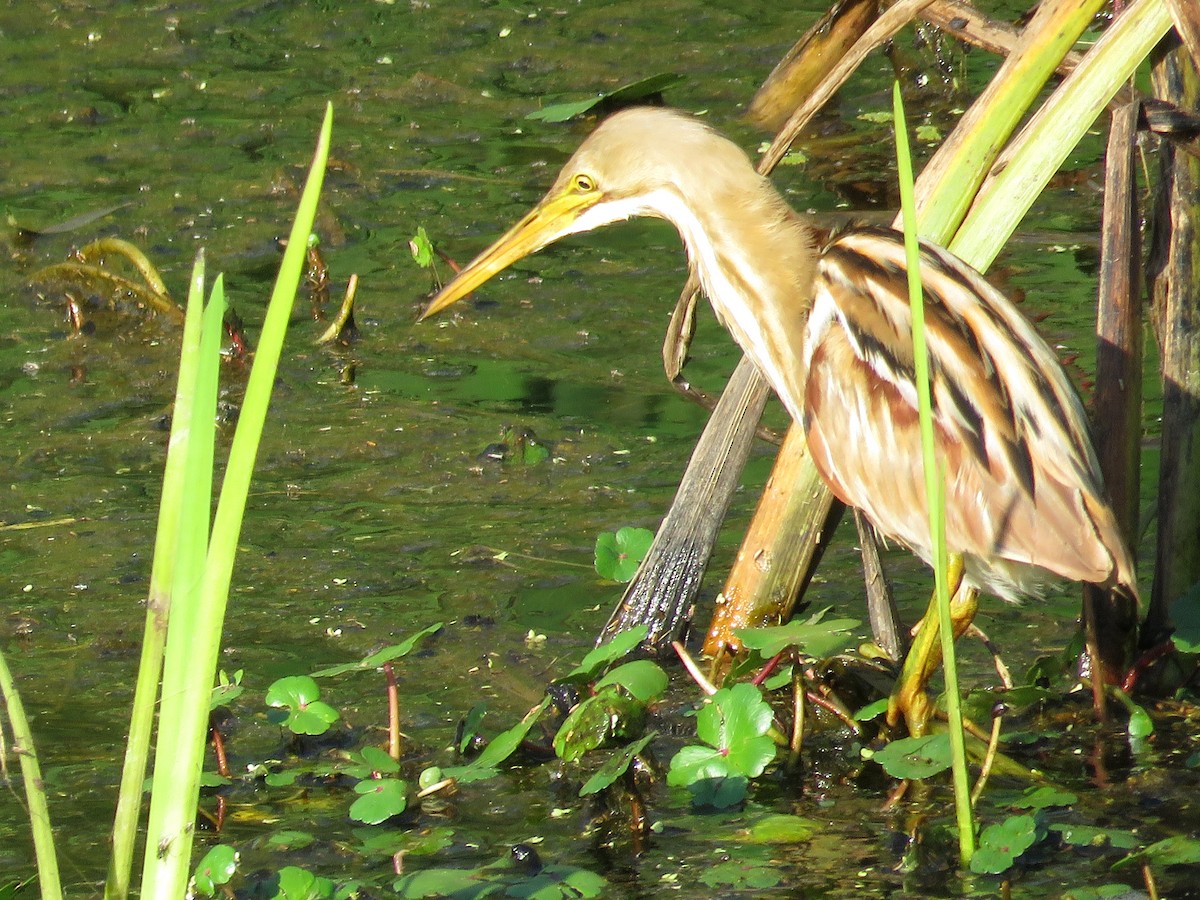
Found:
887,555 -> 979,737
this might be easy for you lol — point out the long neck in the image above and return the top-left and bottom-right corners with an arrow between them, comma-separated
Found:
659,177 -> 817,421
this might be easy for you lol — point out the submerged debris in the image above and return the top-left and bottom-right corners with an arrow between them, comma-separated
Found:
30,236 -> 184,327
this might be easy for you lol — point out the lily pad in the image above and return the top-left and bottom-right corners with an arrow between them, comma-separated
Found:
192,844 -> 238,896
668,682 -> 776,804
264,675 -> 340,736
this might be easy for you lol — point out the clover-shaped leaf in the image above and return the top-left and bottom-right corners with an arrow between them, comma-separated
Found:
343,745 -> 401,779
970,814 -> 1040,875
667,683 -> 776,807
350,777 -> 409,825
594,527 -> 654,582
265,676 -> 340,736
695,683 -> 775,777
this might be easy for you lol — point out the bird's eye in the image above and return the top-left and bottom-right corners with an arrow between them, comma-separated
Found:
573,173 -> 595,193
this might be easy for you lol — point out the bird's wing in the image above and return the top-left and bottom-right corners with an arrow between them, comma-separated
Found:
800,226 -> 1131,595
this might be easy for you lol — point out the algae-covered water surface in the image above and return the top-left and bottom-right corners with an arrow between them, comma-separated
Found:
1,1 -> 1193,896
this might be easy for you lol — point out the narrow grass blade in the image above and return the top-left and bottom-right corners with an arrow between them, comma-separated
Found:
0,649 -> 62,899
895,82 -> 975,864
139,102 -> 332,899
105,251 -> 208,900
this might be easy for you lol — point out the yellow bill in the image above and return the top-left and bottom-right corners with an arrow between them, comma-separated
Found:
419,187 -> 598,320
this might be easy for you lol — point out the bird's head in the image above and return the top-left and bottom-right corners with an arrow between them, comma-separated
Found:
418,107 -> 758,320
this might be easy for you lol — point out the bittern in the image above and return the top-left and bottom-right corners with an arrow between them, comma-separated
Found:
420,107 -> 1138,735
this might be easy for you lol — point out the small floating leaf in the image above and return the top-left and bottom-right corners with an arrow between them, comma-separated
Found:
343,746 -> 402,779
853,698 -> 889,722
409,226 -> 434,268
273,866 -> 335,899
1011,785 -> 1077,810
740,813 -> 819,844
872,733 -> 951,780
668,683 -> 776,806
267,831 -> 315,851
970,814 -> 1039,875
264,675 -> 340,735
192,844 -> 238,896
1050,823 -> 1139,850
350,777 -> 408,825
1113,834 -> 1200,870
700,857 -> 783,890
594,526 -> 654,582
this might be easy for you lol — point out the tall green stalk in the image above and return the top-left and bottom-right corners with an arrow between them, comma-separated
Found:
139,103 -> 332,898
0,648 -> 62,899
894,83 -> 975,865
949,0 -> 1173,268
105,251 -> 210,900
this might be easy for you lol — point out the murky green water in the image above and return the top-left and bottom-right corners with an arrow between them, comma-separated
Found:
0,2 -> 1187,897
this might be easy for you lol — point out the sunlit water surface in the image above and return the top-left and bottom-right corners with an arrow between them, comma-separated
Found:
0,1 -> 1184,896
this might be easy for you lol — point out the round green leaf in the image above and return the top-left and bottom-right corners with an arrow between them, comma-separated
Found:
872,733 -> 952,780
594,660 -> 668,702
288,700 -> 340,736
741,813 -> 819,844
268,830 -> 315,850
594,527 -> 654,582
192,844 -> 238,896
350,778 -> 409,825
694,683 -> 776,779
273,865 -> 335,900
667,745 -> 730,786
1013,785 -> 1077,810
970,814 -> 1038,875
265,675 -> 322,708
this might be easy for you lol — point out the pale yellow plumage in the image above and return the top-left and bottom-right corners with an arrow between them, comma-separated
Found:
420,106 -> 1138,732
